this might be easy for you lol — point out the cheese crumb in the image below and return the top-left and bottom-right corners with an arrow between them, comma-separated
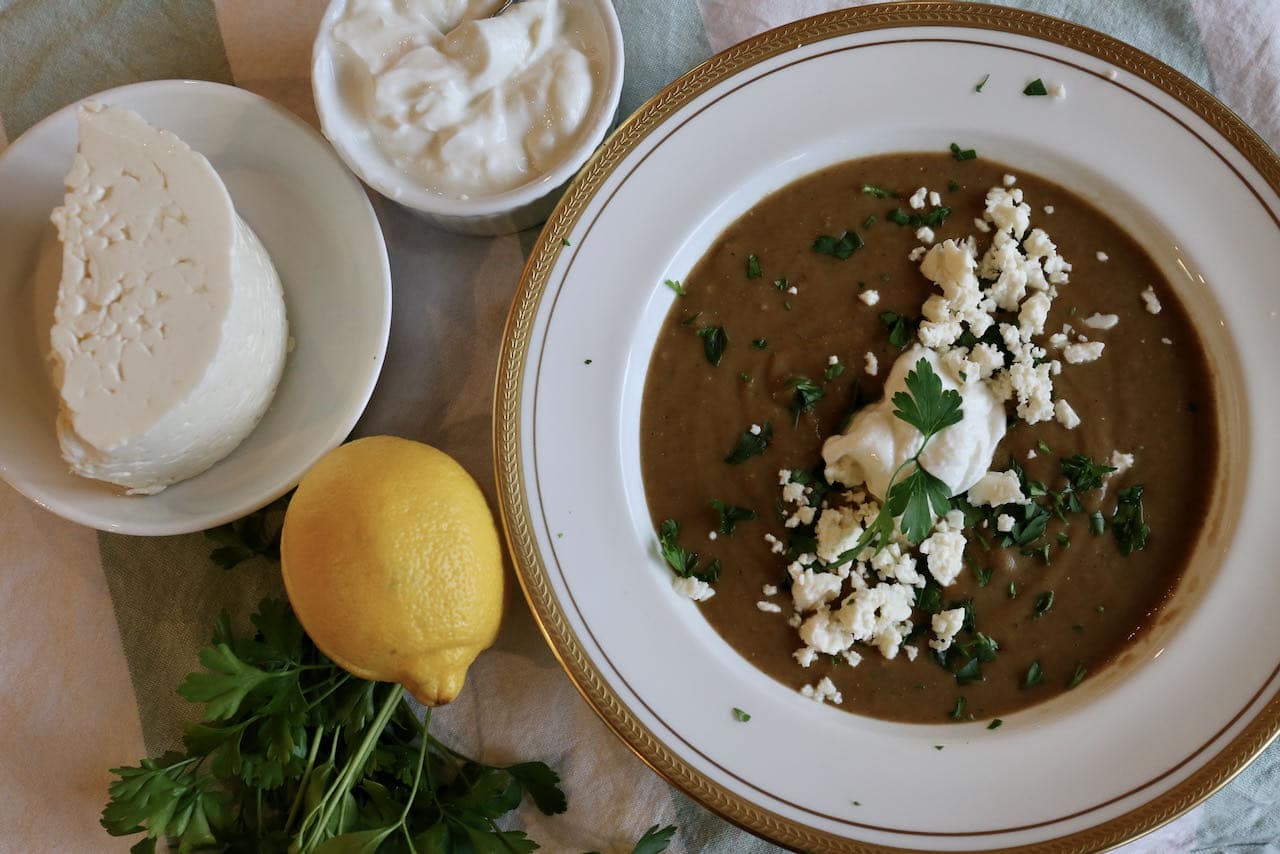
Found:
1141,287 -> 1163,314
828,354 -> 839,366
1096,251 -> 1110,262
750,423 -> 762,435
967,470 -> 1029,506
916,226 -> 936,244
996,513 -> 1015,533
909,186 -> 928,210
864,351 -> 879,376
908,246 -> 927,262
1055,398 -> 1081,429
1043,204 -> 1055,214
929,607 -> 966,652
1109,450 -> 1135,476
920,513 -> 967,586
1050,82 -> 1067,99
757,601 -> 783,614
1083,313 -> 1119,330
1002,173 -> 1017,187
1063,341 -> 1106,364
708,531 -> 718,541
844,649 -> 863,667
973,217 -> 991,233
903,644 -> 919,662
1027,448 -> 1037,460
673,576 -> 714,601
762,584 -> 778,597
1162,337 -> 1173,345
800,676 -> 843,705
787,285 -> 799,295
859,289 -> 880,306
928,190 -> 942,207
793,646 -> 818,667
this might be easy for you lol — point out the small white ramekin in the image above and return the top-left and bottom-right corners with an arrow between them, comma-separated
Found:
311,0 -> 625,236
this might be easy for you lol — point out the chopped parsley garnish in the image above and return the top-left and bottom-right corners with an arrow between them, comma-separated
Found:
710,499 -> 757,535
949,142 -> 978,161
825,361 -> 845,381
947,179 -> 960,193
861,184 -> 898,199
973,565 -> 993,587
680,311 -> 702,326
863,214 -> 878,229
1022,660 -> 1044,689
1037,439 -> 1053,455
887,207 -> 951,228
1032,590 -> 1055,619
916,582 -> 943,614
732,707 -> 751,722
1057,531 -> 1071,549
751,338 -> 768,349
773,278 -> 788,292
950,696 -> 967,720
725,422 -> 772,464
887,208 -> 911,226
1089,511 -> 1106,535
664,279 -> 687,296
975,73 -> 990,92
812,231 -> 864,260
787,376 -> 825,426
954,657 -> 983,686
783,300 -> 793,311
935,745 -> 945,751
746,253 -> 762,279
657,519 -> 720,582
1022,543 -> 1051,565
584,359 -> 592,365
561,236 -> 571,246
1113,485 -> 1150,554
1024,78 -> 1049,96
988,718 -> 1003,730
879,311 -> 914,348
1067,663 -> 1087,689
697,325 -> 728,367
1061,454 -> 1116,492
833,359 -> 963,556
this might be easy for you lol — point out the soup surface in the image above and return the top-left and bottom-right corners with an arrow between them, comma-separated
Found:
639,152 -> 1218,723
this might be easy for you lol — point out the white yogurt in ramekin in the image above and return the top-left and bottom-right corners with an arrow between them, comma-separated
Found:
313,0 -> 623,234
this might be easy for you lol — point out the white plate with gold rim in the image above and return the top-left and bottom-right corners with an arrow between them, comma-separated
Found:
495,5 -> 1280,851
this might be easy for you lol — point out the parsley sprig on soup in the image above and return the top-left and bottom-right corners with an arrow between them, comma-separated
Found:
641,149 -> 1217,723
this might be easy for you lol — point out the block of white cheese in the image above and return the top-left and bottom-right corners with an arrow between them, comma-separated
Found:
48,103 -> 288,494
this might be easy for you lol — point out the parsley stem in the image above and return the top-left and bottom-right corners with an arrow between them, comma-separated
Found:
285,723 -> 325,833
300,683 -> 405,850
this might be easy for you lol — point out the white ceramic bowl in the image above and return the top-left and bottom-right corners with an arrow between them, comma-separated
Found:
311,0 -> 624,236
0,80 -> 392,536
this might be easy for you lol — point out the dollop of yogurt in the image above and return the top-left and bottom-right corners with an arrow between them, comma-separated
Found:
330,0 -> 599,197
822,345 -> 1006,500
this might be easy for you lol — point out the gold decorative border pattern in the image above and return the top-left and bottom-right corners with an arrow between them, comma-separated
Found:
493,4 -> 1280,852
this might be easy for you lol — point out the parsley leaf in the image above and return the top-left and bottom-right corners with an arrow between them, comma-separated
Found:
949,142 -> 978,161
709,499 -> 757,535
696,325 -> 728,367
746,254 -> 762,279
725,422 -> 773,464
975,73 -> 990,92
658,519 -> 698,577
1061,454 -> 1116,492
787,376 -> 825,426
879,311 -> 914,348
861,184 -> 897,199
950,696 -> 967,720
1113,485 -> 1150,554
887,465 -> 953,546
812,231 -> 864,260
1024,78 -> 1049,96
1032,590 -> 1055,619
204,497 -> 286,569
892,358 -> 964,437
664,279 -> 686,296
732,707 -> 751,722
632,825 -> 679,854
1023,660 -> 1044,688
1067,663 -> 1088,689
988,718 -> 1003,730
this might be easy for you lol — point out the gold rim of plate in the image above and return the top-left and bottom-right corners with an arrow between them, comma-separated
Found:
492,3 -> 1280,851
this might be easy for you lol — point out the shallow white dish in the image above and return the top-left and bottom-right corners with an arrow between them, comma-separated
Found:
311,0 -> 625,236
0,80 -> 391,536
495,5 -> 1280,851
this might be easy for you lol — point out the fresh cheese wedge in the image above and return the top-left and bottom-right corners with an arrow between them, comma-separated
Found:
49,103 -> 288,494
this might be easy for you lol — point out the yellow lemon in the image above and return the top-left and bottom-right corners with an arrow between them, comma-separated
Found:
281,436 -> 503,705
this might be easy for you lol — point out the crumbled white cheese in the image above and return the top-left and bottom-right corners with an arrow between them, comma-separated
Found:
793,646 -> 818,667
1063,341 -> 1106,364
787,285 -> 799,295
787,613 -> 802,628
1002,173 -> 1017,187
762,584 -> 778,597
750,423 -> 762,435
708,531 -> 718,541
1043,204 -> 1055,214
1096,251 -> 1109,262
909,186 -> 928,210
844,649 -> 863,667
996,513 -> 1015,533
1106,67 -> 1118,80
973,217 -> 991,233
916,226 -> 936,244
1083,313 -> 1119,330
814,502 -> 876,564
967,470 -> 1029,506
864,351 -> 879,376
673,576 -> 714,601
870,542 -> 923,587
1141,287 -> 1163,314
859,289 -> 880,306
777,469 -> 792,485
782,481 -> 805,504
1162,337 -> 1173,345
1050,82 -> 1067,99
757,601 -> 783,613
908,246 -> 927,262
1109,450 -> 1135,476
828,354 -> 839,366
919,511 -> 967,586
789,564 -> 845,612
1019,291 -> 1052,336
784,505 -> 817,528
928,190 -> 942,207
800,676 -> 843,705
1026,449 -> 1037,460
929,607 -> 967,652
903,644 -> 919,661
1055,398 -> 1081,429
